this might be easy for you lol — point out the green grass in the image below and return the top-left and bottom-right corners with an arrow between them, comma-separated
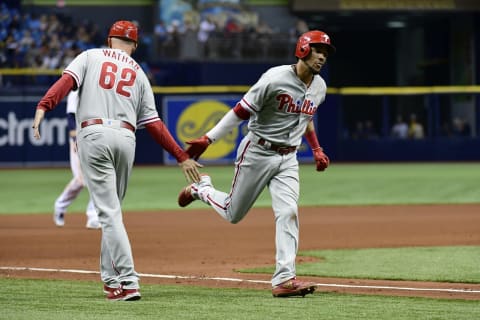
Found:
241,246 -> 480,283
1,164 -> 480,318
1,278 -> 478,320
2,163 -> 480,214
311,163 -> 480,206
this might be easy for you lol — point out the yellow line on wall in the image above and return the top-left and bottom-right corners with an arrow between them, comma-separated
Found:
337,86 -> 480,95
1,69 -> 480,94
152,86 -> 250,94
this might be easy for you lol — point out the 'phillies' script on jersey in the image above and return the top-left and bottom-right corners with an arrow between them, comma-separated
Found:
102,49 -> 140,71
276,93 -> 317,115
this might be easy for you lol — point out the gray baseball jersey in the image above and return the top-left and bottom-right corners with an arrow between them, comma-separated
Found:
66,47 -> 159,290
193,64 -> 327,287
64,48 -> 159,129
240,65 -> 326,145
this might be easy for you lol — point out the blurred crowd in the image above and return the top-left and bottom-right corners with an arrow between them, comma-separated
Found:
0,2 -> 306,72
0,3 -> 102,70
347,113 -> 472,140
153,7 -> 309,61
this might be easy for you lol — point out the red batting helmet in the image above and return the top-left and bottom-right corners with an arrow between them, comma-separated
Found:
108,20 -> 138,44
295,30 -> 335,59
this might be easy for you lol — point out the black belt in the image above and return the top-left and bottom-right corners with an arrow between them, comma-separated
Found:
258,138 -> 297,155
80,119 -> 135,132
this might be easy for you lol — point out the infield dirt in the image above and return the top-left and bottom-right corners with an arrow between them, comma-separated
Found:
1,204 -> 479,300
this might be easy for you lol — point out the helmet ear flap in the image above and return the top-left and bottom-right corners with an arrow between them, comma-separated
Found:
300,44 -> 310,58
295,41 -> 310,59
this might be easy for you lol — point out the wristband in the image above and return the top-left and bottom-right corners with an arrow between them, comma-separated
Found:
304,128 -> 321,150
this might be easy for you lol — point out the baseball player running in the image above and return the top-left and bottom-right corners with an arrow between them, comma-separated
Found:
32,20 -> 201,301
53,90 -> 100,229
178,30 -> 334,297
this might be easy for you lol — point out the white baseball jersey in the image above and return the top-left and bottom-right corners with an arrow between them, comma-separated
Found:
238,65 -> 327,146
66,90 -> 79,114
64,48 -> 159,129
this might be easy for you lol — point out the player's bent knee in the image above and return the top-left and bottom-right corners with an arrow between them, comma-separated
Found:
76,175 -> 86,187
230,218 -> 242,224
71,178 -> 85,191
227,211 -> 247,224
275,208 -> 298,222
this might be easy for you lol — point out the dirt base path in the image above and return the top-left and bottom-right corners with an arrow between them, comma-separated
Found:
1,204 -> 480,300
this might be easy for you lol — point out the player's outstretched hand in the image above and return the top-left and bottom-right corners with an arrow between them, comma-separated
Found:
313,148 -> 329,171
179,158 -> 203,183
185,135 -> 211,160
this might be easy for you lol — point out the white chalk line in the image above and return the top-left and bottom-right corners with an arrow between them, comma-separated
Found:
1,266 -> 480,294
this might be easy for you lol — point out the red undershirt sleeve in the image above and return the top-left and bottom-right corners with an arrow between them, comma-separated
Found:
145,120 -> 189,163
304,122 -> 321,150
233,102 -> 251,120
36,74 -> 76,111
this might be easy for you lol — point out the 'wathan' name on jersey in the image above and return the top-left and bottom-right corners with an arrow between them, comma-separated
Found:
102,49 -> 140,71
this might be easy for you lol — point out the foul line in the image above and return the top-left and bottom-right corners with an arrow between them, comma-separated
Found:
2,266 -> 480,294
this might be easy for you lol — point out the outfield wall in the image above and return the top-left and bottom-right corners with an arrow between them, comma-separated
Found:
1,85 -> 480,167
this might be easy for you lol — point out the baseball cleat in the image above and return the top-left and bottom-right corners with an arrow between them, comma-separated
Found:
107,287 -> 141,301
103,284 -> 120,295
86,218 -> 101,229
178,185 -> 195,207
272,278 -> 317,298
53,211 -> 65,227
178,174 -> 212,207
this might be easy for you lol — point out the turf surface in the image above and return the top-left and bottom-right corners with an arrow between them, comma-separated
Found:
2,163 -> 480,214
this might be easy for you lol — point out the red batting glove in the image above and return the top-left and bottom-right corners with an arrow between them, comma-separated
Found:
186,135 -> 212,160
313,147 -> 329,171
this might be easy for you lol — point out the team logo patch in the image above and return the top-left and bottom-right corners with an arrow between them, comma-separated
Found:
177,100 -> 237,159
276,93 -> 317,115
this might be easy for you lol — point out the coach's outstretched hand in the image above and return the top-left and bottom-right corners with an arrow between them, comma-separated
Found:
313,148 -> 329,171
186,135 -> 212,160
179,158 -> 203,183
